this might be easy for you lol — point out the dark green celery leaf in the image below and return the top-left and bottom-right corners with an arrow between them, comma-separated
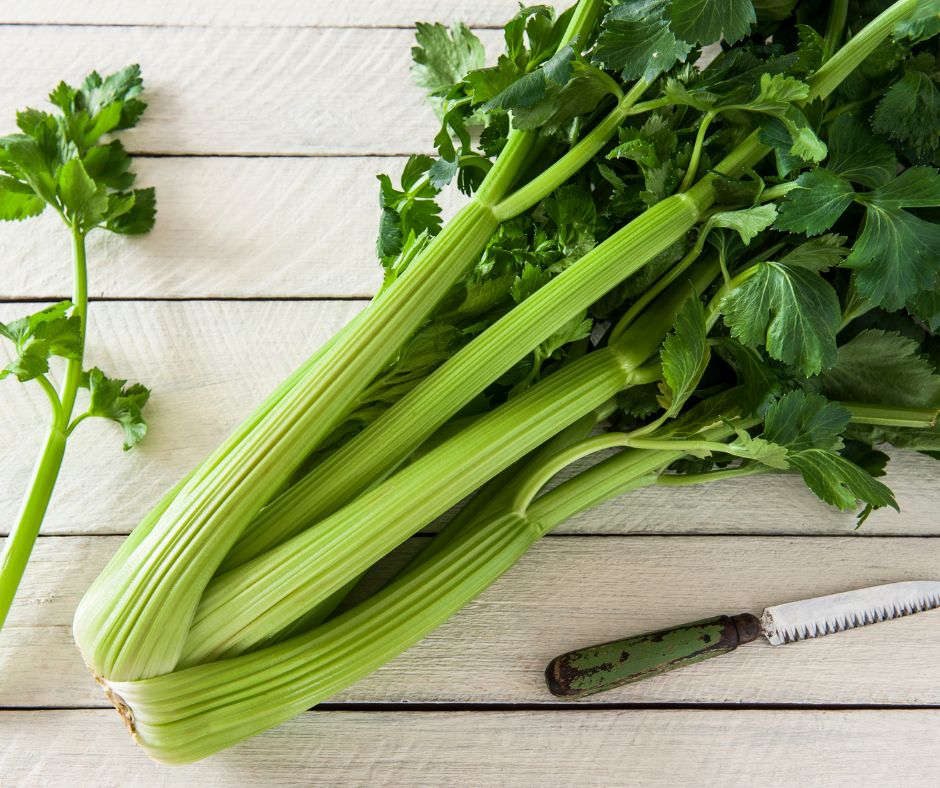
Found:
846,167 -> 940,310
593,0 -> 693,82
658,294 -> 710,417
787,448 -> 897,520
762,390 -> 849,452
820,329 -> 940,408
827,115 -> 896,189
753,0 -> 797,21
479,113 -> 509,157
411,22 -> 485,101
667,0 -> 756,45
603,114 -> 682,209
481,46 -> 575,113
908,287 -> 940,331
778,234 -> 850,270
466,56 -> 524,106
511,61 -> 615,133
81,140 -> 135,190
375,155 -> 442,261
80,367 -> 150,449
758,116 -> 803,178
792,24 -> 824,74
774,168 -> 855,236
711,338 -> 781,415
872,69 -> 940,160
721,261 -> 840,376
617,383 -> 663,419
840,440 -> 890,478
106,186 -> 156,234
709,171 -> 765,207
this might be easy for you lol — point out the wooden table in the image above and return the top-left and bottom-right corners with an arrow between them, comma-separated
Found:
1,2 -> 938,785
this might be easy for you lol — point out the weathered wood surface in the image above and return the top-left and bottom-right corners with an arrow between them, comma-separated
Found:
1,301 -> 937,538
0,26 -> 502,156
1,709 -> 937,787
4,535 -> 939,708
2,1 -> 522,28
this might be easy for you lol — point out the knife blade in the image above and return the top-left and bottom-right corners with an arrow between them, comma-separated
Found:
545,581 -> 940,699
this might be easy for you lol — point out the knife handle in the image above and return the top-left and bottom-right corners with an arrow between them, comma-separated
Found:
545,613 -> 761,698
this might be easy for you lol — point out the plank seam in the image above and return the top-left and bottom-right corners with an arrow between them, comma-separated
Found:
16,532 -> 940,539
0,23 -> 505,32
0,296 -> 374,304
3,702 -> 939,713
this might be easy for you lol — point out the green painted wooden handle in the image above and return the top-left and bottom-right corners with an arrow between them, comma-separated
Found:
545,613 -> 761,698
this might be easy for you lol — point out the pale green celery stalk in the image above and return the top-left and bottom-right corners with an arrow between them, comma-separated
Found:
178,260 -> 719,665
842,403 -> 939,429
0,225 -> 85,628
221,140 -> 764,573
71,0 -> 614,682
107,443 -> 685,765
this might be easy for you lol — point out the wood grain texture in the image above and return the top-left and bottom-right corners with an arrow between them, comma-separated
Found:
0,26 -> 501,155
1,0 -> 522,28
1,301 -> 937,537
1,709 -> 937,787
0,156 -> 463,300
4,535 -> 940,708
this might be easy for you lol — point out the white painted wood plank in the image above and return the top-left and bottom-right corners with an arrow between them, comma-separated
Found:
0,26 -> 501,155
2,1 -> 522,28
0,709 -> 936,787
0,156 -> 462,300
4,535 -> 940,708
1,301 -> 937,537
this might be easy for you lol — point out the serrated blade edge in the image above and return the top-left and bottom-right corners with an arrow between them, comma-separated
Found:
760,581 -> 940,646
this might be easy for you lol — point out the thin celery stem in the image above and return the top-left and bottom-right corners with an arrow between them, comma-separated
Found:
679,110 -> 717,193
843,402 -> 938,429
0,425 -> 68,628
656,465 -> 769,486
58,224 -> 87,420
759,181 -> 799,202
609,243 -> 706,343
704,265 -> 760,330
823,0 -> 850,62
0,223 -> 86,629
35,375 -> 63,422
809,0 -> 918,102
510,432 -> 635,513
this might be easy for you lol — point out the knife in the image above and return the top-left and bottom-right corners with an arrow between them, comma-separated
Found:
545,580 -> 940,698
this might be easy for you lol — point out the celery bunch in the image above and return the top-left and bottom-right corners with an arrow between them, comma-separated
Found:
69,0 -> 940,763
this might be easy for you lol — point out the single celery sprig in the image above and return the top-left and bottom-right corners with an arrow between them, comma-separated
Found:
0,66 -> 156,628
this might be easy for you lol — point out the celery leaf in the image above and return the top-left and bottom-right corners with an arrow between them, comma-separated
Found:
80,367 -> 150,450
721,261 -> 840,376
